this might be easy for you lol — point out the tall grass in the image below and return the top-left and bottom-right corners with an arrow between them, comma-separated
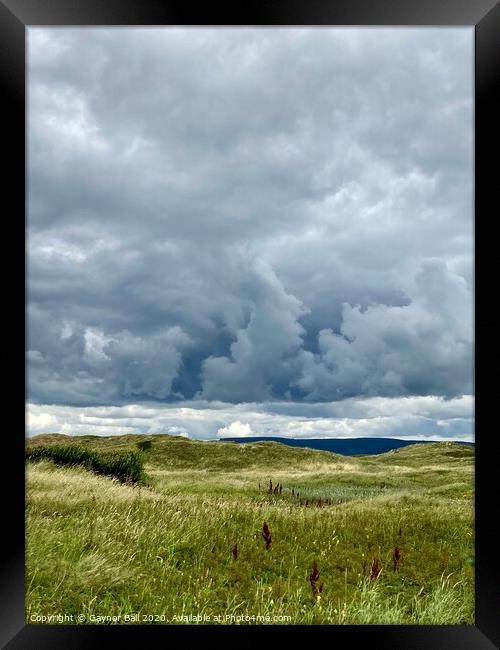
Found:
26,445 -> 145,484
25,436 -> 474,625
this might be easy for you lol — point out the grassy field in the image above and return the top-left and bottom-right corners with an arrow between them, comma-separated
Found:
25,434 -> 474,625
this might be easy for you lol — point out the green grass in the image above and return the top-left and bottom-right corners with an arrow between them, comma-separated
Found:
25,435 -> 474,625
26,444 -> 145,484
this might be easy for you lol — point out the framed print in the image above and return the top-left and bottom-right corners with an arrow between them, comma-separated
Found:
2,0 -> 499,647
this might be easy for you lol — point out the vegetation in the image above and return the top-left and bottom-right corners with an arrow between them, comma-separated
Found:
26,444 -> 145,484
26,435 -> 474,625
136,439 -> 153,452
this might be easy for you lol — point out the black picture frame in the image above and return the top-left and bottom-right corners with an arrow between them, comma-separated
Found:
3,0 -> 498,647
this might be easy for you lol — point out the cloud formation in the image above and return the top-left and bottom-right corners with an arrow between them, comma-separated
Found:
296,260 -> 472,400
26,396 -> 474,441
28,28 -> 473,414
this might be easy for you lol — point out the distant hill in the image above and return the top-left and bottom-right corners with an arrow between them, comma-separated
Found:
218,436 -> 474,456
27,432 -> 474,466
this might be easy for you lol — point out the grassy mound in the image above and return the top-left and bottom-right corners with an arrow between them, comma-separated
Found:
28,433 -> 345,471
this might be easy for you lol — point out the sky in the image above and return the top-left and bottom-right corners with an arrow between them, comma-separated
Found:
26,27 -> 474,440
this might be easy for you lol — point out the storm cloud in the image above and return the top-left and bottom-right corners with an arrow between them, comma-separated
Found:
27,28 -> 473,437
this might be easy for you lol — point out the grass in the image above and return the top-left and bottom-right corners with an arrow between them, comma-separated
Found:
26,444 -> 145,484
25,435 -> 474,625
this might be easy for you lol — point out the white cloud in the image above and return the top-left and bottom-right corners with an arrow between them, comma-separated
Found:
217,421 -> 254,438
26,396 -> 474,442
27,411 -> 58,431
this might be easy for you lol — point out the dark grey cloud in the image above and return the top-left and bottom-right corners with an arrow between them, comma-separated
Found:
27,27 -> 473,407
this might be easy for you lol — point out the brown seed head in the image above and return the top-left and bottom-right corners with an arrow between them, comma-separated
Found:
370,558 -> 382,581
262,522 -> 272,549
309,560 -> 324,598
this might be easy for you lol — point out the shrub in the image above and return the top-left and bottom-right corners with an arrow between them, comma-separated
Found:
136,440 -> 153,452
25,445 -> 145,484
